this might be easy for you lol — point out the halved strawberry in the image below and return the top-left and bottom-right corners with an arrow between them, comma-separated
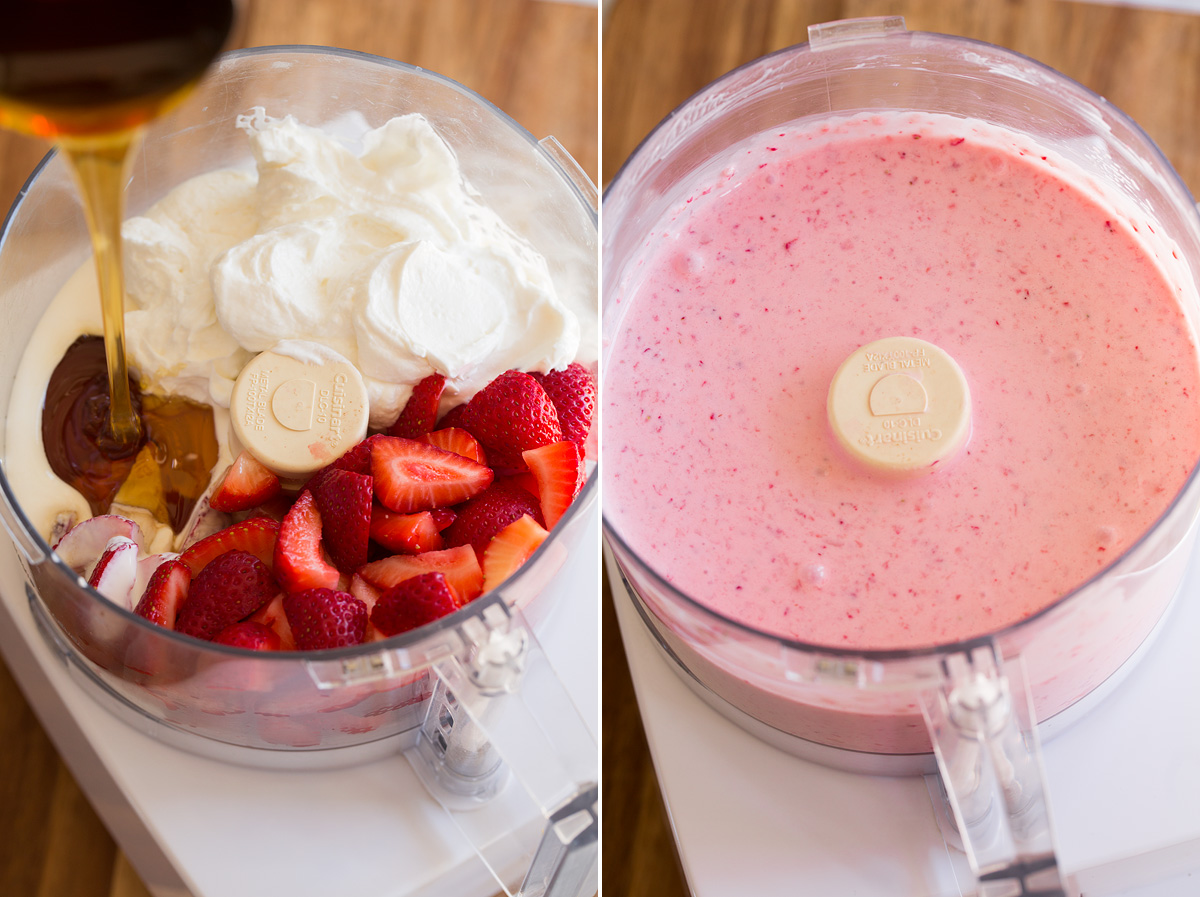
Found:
358,545 -> 484,606
443,480 -> 544,560
274,491 -> 341,593
389,373 -> 446,439
370,508 -> 445,555
529,363 -> 595,448
482,515 -> 549,593
371,572 -> 459,637
179,517 -> 280,577
419,427 -> 487,465
176,550 -> 276,641
522,441 -> 585,529
283,588 -> 367,650
459,370 -> 562,472
246,593 -> 298,650
371,436 -> 493,514
311,468 -> 372,573
214,621 -> 283,651
133,558 -> 191,629
209,451 -> 282,512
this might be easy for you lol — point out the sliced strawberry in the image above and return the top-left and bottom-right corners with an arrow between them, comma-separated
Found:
87,536 -> 140,608
522,441 -> 585,529
209,451 -> 282,512
311,468 -> 372,573
274,490 -> 341,593
370,508 -> 444,555
179,517 -> 280,577
389,373 -> 446,439
176,550 -> 276,641
371,435 -> 493,514
529,363 -> 595,448
358,545 -> 484,606
371,572 -> 459,637
133,558 -> 191,629
419,427 -> 486,465
482,515 -> 549,593
459,370 -> 562,472
443,480 -> 544,560
283,588 -> 367,650
247,593 -> 297,651
307,433 -> 390,484
214,621 -> 283,651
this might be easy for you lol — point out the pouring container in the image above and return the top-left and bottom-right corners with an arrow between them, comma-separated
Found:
602,17 -> 1200,894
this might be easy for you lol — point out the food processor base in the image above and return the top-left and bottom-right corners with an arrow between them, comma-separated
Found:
610,543 -> 1200,895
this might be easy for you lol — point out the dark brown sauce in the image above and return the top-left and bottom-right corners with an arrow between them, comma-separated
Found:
43,335 -> 218,531
0,0 -> 236,138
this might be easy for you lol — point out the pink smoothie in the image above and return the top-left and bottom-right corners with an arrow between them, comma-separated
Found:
604,111 -> 1200,652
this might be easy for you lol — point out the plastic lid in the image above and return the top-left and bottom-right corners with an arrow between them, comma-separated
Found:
826,336 -> 971,475
229,350 -> 370,479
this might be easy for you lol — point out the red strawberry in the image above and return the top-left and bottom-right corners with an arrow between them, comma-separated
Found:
209,451 -> 282,512
371,572 -> 459,637
369,508 -> 445,555
459,370 -> 562,472
311,468 -> 372,573
319,433 -> 390,480
522,441 -> 585,529
247,593 -> 298,651
389,373 -> 446,439
443,479 -> 544,560
214,620 -> 283,651
175,550 -> 276,641
180,517 -> 280,577
430,508 -> 457,531
133,558 -> 191,629
419,427 -> 487,465
436,403 -> 470,431
482,515 -> 549,592
529,363 -> 595,448
275,490 -> 341,592
358,545 -> 483,606
283,588 -> 367,650
371,435 -> 493,513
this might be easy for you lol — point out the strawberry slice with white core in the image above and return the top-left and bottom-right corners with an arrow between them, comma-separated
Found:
134,558 -> 191,629
179,516 -> 280,576
54,514 -> 144,572
209,451 -> 282,512
86,536 -> 140,609
274,490 -> 341,593
522,441 -> 585,529
246,593 -> 297,651
133,552 -> 180,603
358,545 -> 484,606
371,436 -> 493,514
482,514 -> 549,594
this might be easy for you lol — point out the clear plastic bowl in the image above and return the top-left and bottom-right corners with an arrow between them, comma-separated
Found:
603,21 -> 1200,770
0,46 -> 597,765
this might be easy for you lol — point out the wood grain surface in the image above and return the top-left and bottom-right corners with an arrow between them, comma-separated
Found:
601,2 -> 1200,896
0,2 -> 596,896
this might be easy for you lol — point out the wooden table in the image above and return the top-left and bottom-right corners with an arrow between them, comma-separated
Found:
601,1 -> 1200,895
0,2 -> 596,895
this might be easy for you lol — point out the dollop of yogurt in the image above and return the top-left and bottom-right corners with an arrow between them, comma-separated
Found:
122,109 -> 581,428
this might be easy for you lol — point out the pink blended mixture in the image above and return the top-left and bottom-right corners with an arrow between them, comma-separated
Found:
605,111 -> 1200,651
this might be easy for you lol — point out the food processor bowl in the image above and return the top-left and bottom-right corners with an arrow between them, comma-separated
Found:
603,17 -> 1200,894
0,46 -> 598,764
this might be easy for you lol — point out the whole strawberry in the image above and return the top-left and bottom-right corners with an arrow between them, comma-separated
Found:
175,550 -> 276,641
529,363 -> 595,448
460,370 -> 562,472
371,572 -> 459,637
284,588 -> 368,650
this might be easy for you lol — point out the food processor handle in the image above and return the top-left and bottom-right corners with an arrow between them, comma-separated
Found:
919,643 -> 1078,896
403,593 -> 597,897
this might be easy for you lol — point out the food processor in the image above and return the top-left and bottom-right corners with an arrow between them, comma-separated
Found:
0,47 -> 598,897
603,17 -> 1200,895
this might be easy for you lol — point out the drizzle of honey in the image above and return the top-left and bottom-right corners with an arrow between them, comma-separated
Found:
42,336 -> 218,533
